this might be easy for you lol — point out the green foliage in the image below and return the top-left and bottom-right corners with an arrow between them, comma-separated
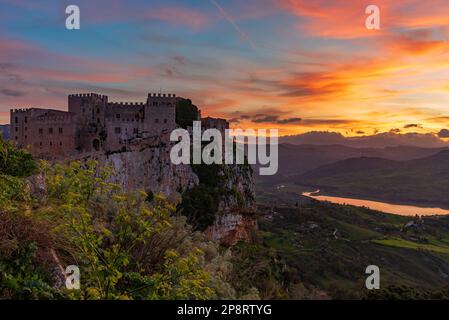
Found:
230,242 -> 287,299
176,99 -> 199,129
178,185 -> 218,231
0,155 -> 236,300
0,243 -> 59,299
178,164 -> 225,231
0,138 -> 37,177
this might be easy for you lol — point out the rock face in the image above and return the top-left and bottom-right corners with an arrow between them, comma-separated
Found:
204,164 -> 257,245
205,212 -> 257,246
77,135 -> 257,245
97,138 -> 198,201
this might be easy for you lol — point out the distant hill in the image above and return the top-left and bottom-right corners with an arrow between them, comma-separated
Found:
296,150 -> 449,208
255,143 -> 447,184
280,131 -> 449,148
0,125 -> 9,140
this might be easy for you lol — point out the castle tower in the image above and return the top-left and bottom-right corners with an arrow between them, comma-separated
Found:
68,93 -> 108,126
143,93 -> 177,137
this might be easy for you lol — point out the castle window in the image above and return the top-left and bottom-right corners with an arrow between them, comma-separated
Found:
59,128 -> 63,134
97,118 -> 100,123
39,142 -> 42,148
116,114 -> 121,119
25,116 -> 28,123
39,128 -> 43,134
15,136 -> 17,140
167,103 -> 172,106
25,127 -> 27,131
49,128 -> 53,134
97,108 -> 100,114
115,127 -> 121,134
60,142 -> 62,146
153,102 -> 157,106
50,142 -> 52,146
133,128 -> 138,134
24,135 -> 27,139
83,108 -> 85,113
15,117 -> 18,124
155,119 -> 159,123
164,119 -> 168,124
15,127 -> 18,132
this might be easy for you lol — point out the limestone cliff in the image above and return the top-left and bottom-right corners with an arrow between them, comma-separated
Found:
79,135 -> 257,245
204,164 -> 257,246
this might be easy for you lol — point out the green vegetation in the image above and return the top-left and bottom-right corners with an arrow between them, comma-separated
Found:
255,182 -> 449,299
175,98 -> 199,129
0,140 -> 257,300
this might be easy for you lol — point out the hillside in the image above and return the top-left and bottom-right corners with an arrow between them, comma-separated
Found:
296,150 -> 449,208
255,143 -> 446,184
257,200 -> 449,299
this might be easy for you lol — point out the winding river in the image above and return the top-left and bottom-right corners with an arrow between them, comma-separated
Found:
302,190 -> 449,216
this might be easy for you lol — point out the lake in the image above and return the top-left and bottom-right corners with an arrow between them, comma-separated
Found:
302,190 -> 449,216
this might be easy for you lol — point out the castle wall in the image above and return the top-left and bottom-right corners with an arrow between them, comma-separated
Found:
68,93 -> 108,126
144,93 -> 177,137
104,102 -> 145,151
10,92 -> 229,161
10,108 -> 78,160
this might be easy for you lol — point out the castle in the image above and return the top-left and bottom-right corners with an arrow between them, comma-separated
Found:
10,93 -> 228,160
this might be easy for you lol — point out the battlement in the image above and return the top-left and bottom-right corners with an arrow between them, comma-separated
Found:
11,108 -> 30,113
68,93 -> 108,100
148,93 -> 176,98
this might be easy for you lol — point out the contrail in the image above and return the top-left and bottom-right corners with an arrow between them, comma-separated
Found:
209,0 -> 256,49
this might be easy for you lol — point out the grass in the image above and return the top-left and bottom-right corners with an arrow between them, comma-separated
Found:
373,238 -> 449,254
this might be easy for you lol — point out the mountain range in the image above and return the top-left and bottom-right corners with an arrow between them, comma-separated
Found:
280,131 -> 449,148
255,143 -> 447,184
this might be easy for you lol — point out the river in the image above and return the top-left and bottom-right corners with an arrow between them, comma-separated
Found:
302,190 -> 449,216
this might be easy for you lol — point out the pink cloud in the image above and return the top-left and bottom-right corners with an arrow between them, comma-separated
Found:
275,0 -> 449,39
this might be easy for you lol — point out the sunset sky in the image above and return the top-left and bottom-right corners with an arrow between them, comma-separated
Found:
1,0 -> 449,136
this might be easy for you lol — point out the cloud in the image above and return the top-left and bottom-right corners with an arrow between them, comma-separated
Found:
438,129 -> 449,138
404,123 -> 423,129
1,88 -> 24,97
277,117 -> 302,124
275,0 -> 449,39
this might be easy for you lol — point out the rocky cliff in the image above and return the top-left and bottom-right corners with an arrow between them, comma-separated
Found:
82,135 -> 257,245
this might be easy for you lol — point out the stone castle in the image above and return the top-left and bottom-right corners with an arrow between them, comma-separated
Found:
10,92 -> 228,160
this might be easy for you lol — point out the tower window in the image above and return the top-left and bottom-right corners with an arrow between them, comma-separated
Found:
59,128 -> 63,134
49,128 -> 53,134
15,127 -> 18,132
15,117 -> 18,124
155,119 -> 159,123
116,114 -> 121,119
153,102 -> 157,106
24,116 -> 28,123
133,128 -> 138,134
39,128 -> 43,134
115,127 -> 121,134
164,119 -> 168,123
